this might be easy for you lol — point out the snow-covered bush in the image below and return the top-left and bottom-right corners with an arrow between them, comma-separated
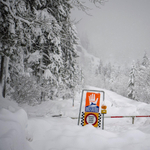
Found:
7,74 -> 41,105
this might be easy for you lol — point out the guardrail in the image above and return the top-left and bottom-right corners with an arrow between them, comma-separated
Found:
105,115 -> 150,124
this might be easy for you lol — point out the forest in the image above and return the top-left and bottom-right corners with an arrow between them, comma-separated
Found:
0,0 -> 150,105
93,52 -> 150,104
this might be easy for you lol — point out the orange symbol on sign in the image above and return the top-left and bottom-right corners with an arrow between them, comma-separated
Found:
85,92 -> 100,113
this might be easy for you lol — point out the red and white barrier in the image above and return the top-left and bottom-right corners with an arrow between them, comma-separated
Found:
105,115 -> 150,118
104,115 -> 150,124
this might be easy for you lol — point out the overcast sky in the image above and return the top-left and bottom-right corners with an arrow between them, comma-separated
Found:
71,0 -> 150,65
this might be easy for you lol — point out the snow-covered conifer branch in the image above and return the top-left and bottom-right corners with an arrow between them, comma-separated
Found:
0,0 -> 33,25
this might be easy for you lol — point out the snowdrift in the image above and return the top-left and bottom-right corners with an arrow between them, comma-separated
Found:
0,95 -> 32,150
1,87 -> 150,150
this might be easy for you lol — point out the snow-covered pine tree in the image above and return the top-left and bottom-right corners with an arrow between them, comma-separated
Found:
135,53 -> 150,103
46,0 -> 80,98
0,0 -> 45,104
142,52 -> 149,67
127,64 -> 136,100
0,0 -> 81,103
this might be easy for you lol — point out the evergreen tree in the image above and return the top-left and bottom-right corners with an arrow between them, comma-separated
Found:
135,53 -> 150,103
127,64 -> 136,100
142,52 -> 149,67
0,0 -> 81,103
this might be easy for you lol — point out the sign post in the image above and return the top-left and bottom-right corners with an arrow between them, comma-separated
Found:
101,104 -> 107,130
78,89 -> 105,128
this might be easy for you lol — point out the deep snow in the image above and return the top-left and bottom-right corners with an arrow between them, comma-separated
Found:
1,86 -> 150,150
0,89 -> 32,150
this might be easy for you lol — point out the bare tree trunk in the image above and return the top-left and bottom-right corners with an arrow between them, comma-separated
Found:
40,57 -> 45,102
0,56 -> 4,97
0,56 -> 9,98
3,56 -> 9,98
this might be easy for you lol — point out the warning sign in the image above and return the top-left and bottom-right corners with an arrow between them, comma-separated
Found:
77,89 -> 104,128
84,112 -> 99,127
85,92 -> 100,113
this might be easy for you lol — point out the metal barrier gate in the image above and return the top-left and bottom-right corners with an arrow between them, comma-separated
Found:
105,115 -> 150,124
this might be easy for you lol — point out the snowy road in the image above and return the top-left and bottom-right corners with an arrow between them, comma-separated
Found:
1,87 -> 150,150
24,88 -> 150,150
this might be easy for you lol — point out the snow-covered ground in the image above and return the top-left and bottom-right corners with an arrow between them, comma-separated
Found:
1,86 -> 150,150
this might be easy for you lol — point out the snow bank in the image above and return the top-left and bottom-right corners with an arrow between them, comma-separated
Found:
20,94 -> 81,118
23,87 -> 150,150
1,86 -> 150,150
0,94 -> 32,150
26,117 -> 150,150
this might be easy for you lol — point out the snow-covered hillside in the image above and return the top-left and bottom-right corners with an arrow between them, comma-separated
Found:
77,45 -> 100,69
77,45 -> 101,86
1,86 -> 150,150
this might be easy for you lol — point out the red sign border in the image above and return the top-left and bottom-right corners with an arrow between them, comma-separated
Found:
85,113 -> 98,126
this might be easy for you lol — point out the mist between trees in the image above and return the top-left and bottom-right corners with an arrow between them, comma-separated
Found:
82,52 -> 150,104
0,0 -> 149,105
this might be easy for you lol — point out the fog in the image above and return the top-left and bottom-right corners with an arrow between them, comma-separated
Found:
71,0 -> 150,65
